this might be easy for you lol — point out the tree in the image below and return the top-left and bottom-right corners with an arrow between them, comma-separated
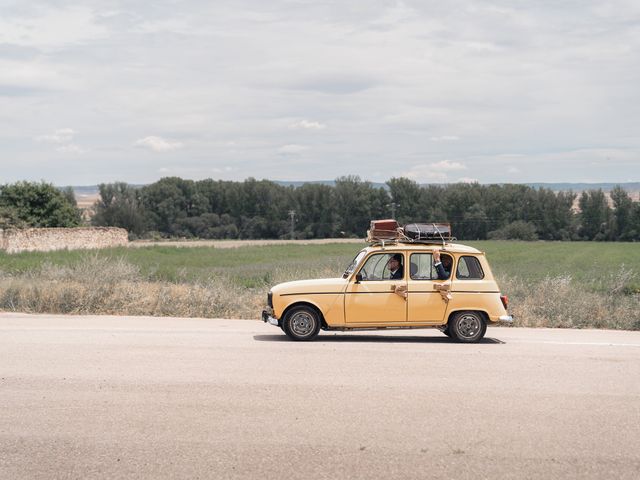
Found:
140,177 -> 195,235
294,184 -> 337,238
0,181 -> 82,228
92,182 -> 147,236
386,177 -> 422,223
460,203 -> 489,240
578,190 -> 612,240
610,185 -> 634,240
334,176 -> 390,236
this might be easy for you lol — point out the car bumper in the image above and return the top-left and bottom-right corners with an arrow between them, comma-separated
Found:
262,309 -> 279,326
498,315 -> 514,323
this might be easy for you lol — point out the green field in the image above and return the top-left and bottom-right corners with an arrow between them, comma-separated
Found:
0,241 -> 638,329
1,241 -> 638,288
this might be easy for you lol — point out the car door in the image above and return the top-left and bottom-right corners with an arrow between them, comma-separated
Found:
407,252 -> 449,323
344,252 -> 407,324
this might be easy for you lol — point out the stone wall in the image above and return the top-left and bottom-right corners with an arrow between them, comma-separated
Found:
0,227 -> 129,254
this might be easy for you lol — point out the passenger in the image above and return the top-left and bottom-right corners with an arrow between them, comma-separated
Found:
388,253 -> 404,280
433,249 -> 452,280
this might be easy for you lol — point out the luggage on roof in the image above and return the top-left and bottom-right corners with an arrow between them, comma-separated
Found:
366,219 -> 453,244
368,219 -> 400,240
403,223 -> 452,241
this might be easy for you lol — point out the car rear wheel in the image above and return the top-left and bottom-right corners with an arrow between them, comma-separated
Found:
448,311 -> 487,343
282,306 -> 321,341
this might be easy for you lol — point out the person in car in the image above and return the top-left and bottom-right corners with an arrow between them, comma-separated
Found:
388,254 -> 404,280
433,249 -> 452,280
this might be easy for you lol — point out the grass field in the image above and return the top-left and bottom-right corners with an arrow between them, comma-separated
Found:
0,241 -> 638,330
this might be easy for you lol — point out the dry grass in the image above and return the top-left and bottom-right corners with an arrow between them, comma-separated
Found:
0,255 -> 259,319
501,272 -> 640,331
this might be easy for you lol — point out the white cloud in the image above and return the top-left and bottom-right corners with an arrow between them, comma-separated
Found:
135,136 -> 184,152
278,144 -> 309,154
431,160 -> 466,171
290,120 -> 327,130
401,159 -> 468,183
56,144 -> 84,154
0,6 -> 107,48
402,166 -> 448,183
34,128 -> 84,154
36,128 -> 75,144
429,136 -> 460,142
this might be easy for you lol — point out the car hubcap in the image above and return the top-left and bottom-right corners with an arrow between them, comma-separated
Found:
458,314 -> 480,338
291,311 -> 315,337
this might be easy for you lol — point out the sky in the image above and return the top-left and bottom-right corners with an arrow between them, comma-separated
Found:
1,0 -> 639,185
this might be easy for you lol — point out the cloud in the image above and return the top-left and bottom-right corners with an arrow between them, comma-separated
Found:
135,136 -> 183,152
278,144 -> 309,154
401,159 -> 468,183
429,136 -> 460,142
35,128 -> 84,154
0,6 -> 107,48
430,160 -> 466,171
401,166 -> 448,183
456,177 -> 479,183
290,120 -> 326,130
36,128 -> 75,144
56,144 -> 84,154
289,74 -> 379,94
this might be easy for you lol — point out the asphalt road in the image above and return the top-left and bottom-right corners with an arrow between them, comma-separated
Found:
1,313 -> 639,480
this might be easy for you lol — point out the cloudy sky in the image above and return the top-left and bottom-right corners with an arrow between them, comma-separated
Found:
1,0 -> 639,185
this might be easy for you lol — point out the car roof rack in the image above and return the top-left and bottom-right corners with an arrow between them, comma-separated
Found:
366,220 -> 454,248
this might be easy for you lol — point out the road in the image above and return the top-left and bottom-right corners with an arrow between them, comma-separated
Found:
1,313 -> 639,479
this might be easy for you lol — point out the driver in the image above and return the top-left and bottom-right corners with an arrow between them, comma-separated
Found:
388,253 -> 404,280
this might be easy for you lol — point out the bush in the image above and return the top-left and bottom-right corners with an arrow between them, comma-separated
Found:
0,181 -> 82,228
488,221 -> 538,241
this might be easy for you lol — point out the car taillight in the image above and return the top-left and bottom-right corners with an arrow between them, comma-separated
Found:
500,295 -> 508,309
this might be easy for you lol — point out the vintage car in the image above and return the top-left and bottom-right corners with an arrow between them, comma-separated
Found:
262,225 -> 512,343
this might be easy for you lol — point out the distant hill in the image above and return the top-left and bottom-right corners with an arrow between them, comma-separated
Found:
524,182 -> 640,192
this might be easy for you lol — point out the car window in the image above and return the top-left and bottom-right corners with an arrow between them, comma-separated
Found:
358,253 -> 403,281
343,250 -> 367,278
409,253 -> 435,280
456,256 -> 484,280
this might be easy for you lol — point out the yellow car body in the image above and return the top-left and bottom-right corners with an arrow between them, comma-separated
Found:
262,242 -> 512,342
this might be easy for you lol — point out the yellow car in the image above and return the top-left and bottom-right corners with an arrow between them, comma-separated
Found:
262,241 -> 513,343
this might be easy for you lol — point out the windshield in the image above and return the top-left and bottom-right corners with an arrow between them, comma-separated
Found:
342,250 -> 367,278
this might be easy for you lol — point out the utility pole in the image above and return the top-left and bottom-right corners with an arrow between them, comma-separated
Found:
288,210 -> 296,239
388,202 -> 398,219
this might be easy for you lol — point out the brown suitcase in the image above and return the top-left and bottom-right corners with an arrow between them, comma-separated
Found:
369,219 -> 400,239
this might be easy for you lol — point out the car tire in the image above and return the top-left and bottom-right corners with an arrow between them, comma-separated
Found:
441,325 -> 452,338
282,306 -> 321,341
448,311 -> 487,343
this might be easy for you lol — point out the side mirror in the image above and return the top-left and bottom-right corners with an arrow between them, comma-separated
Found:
355,273 -> 363,284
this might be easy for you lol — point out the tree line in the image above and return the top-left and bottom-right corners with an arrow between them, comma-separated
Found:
1,177 -> 639,241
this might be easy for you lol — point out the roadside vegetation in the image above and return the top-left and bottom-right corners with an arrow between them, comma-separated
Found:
0,241 -> 638,330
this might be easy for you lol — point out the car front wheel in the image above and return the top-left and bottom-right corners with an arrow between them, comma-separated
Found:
282,306 -> 321,341
448,311 -> 487,343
